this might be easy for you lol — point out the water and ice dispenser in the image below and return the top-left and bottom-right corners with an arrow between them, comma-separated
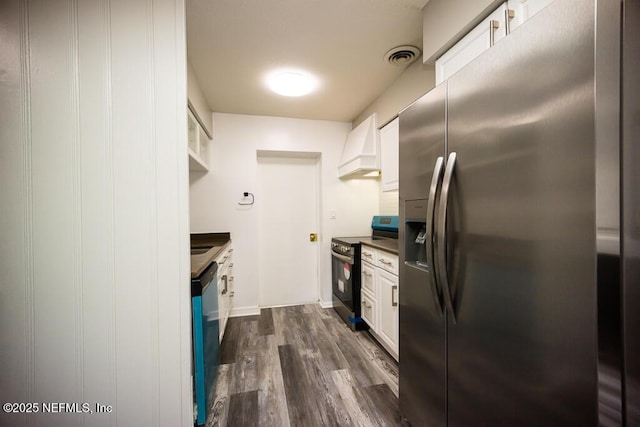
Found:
404,199 -> 429,271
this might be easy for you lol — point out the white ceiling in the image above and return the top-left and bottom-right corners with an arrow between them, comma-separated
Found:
186,0 -> 427,123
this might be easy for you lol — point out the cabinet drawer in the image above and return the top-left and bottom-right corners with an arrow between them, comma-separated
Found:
216,248 -> 232,266
361,292 -> 376,330
361,263 -> 376,296
377,251 -> 399,275
361,246 -> 377,265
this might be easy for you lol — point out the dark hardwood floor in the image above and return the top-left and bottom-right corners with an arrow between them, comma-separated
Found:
206,304 -> 400,427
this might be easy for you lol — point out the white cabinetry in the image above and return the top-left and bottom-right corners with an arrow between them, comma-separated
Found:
508,0 -> 555,31
188,109 -> 210,172
379,118 -> 399,192
435,0 -> 555,85
361,244 -> 399,360
378,269 -> 399,351
436,3 -> 508,84
215,244 -> 234,341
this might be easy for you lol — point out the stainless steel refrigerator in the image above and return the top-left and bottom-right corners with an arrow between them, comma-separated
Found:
398,0 -> 639,425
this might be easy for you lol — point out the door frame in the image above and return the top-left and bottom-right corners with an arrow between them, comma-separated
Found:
256,150 -> 323,308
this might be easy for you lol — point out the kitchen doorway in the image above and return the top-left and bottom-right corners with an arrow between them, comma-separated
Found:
257,152 -> 321,307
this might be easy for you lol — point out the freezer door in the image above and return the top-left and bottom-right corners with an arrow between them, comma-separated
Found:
398,84 -> 447,426
445,0 -> 598,425
622,0 -> 640,424
399,84 -> 446,202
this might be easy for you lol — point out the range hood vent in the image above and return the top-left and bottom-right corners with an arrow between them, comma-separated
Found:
338,114 -> 380,179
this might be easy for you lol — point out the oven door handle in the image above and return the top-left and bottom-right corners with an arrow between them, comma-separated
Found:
331,249 -> 354,264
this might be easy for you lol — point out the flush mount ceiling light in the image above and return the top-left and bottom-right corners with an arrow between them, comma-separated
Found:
266,70 -> 318,97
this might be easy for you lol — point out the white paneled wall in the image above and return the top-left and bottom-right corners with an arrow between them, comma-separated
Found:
0,1 -> 191,426
189,113 -> 380,311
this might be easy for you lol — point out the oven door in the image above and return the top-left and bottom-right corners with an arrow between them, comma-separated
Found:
331,248 -> 355,310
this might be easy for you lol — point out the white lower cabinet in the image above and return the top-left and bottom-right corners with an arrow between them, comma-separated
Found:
361,244 -> 399,361
361,291 -> 377,331
378,269 -> 399,353
216,244 -> 234,342
361,262 -> 376,295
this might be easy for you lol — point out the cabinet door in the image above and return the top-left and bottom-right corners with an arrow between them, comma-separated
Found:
378,269 -> 399,354
380,117 -> 399,192
187,109 -> 210,172
435,3 -> 508,84
361,262 -> 377,296
361,291 -> 377,331
508,0 -> 555,32
228,253 -> 234,311
218,274 -> 228,342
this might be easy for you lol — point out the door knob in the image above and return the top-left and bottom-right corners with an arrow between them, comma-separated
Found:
309,233 -> 317,242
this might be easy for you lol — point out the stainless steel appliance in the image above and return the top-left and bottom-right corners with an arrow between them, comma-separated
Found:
332,216 -> 399,330
399,0 -> 638,425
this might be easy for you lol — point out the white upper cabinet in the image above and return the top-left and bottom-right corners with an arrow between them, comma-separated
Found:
435,3 -> 508,85
508,0 -> 556,32
380,117 -> 399,192
435,0 -> 555,84
188,109 -> 210,172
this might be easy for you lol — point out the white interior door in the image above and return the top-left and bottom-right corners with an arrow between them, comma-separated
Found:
258,155 -> 319,307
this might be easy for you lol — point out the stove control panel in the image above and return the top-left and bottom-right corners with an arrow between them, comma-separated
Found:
332,241 -> 355,256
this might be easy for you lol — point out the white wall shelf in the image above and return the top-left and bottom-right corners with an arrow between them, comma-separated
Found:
188,108 -> 210,172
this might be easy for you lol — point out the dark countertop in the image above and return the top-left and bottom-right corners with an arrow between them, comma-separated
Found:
191,232 -> 231,278
359,238 -> 399,255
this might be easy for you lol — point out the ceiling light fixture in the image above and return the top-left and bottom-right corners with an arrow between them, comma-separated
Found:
266,70 -> 318,97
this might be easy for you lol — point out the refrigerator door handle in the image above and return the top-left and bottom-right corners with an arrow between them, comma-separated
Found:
437,152 -> 457,324
426,156 -> 445,316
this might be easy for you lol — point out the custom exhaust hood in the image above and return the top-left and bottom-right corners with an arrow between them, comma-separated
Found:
338,114 -> 380,179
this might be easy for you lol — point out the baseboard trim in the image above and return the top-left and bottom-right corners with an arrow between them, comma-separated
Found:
318,299 -> 335,309
230,301 -> 334,317
229,305 -> 261,318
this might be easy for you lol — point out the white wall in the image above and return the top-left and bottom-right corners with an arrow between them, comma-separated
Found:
353,58 -> 436,128
0,1 -> 191,426
189,113 -> 380,312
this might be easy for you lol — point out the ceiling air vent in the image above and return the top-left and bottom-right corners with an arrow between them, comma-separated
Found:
384,45 -> 421,66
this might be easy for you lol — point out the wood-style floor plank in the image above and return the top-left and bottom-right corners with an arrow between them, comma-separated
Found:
220,316 -> 242,365
257,307 -> 275,336
206,363 -> 232,427
362,383 -> 402,426
331,369 -> 379,427
208,304 -> 399,427
226,390 -> 259,427
355,331 -> 400,397
278,344 -> 323,426
229,319 -> 259,395
322,316 -> 387,389
256,334 -> 290,426
299,351 -> 353,426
